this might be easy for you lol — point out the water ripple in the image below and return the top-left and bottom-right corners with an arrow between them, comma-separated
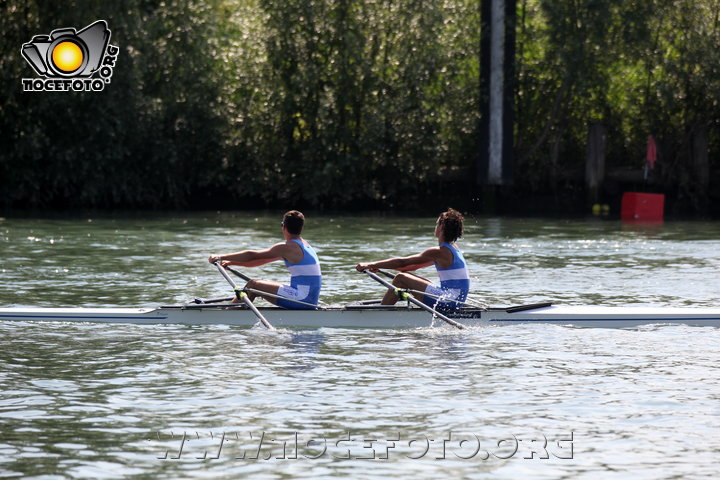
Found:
2,215 -> 720,478
1,320 -> 719,479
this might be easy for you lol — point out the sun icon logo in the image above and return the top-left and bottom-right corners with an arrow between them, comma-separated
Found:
21,20 -> 119,92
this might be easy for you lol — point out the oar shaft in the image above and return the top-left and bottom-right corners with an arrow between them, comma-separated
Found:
237,291 -> 275,330
363,270 -> 465,330
402,288 -> 468,307
215,262 -> 239,289
375,269 -> 486,309
221,264 -> 319,309
378,270 -> 396,280
243,287 -> 321,309
214,262 -> 275,330
225,266 -> 252,282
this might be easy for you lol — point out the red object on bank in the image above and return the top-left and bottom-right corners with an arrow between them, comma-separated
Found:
621,193 -> 665,221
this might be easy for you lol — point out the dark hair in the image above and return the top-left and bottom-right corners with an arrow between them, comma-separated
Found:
283,210 -> 305,235
438,208 -> 464,243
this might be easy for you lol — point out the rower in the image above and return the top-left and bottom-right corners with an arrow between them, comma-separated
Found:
355,208 -> 470,309
208,210 -> 322,309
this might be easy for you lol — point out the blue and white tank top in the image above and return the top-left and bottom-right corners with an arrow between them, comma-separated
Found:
435,242 -> 470,303
284,239 -> 322,304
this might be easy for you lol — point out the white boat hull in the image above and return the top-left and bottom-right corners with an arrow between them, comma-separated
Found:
1,304 -> 720,329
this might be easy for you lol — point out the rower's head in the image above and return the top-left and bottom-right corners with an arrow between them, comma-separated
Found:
435,208 -> 464,243
282,210 -> 305,237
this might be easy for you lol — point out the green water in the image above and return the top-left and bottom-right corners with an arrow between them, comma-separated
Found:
1,213 -> 720,479
1,212 -> 719,308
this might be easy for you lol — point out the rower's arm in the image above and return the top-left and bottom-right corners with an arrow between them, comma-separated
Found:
210,242 -> 287,267
396,261 -> 434,272
234,257 -> 277,267
357,248 -> 440,272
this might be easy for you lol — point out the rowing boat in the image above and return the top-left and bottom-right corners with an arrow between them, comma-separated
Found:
2,303 -> 720,328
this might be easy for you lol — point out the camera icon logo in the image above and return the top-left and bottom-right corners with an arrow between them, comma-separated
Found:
21,20 -> 119,92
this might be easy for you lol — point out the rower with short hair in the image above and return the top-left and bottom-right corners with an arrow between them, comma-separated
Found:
356,208 -> 470,309
209,210 -> 322,309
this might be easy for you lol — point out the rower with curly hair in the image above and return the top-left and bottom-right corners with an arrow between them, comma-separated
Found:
356,208 -> 470,309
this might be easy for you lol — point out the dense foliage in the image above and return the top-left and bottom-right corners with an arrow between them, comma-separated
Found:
1,0 -> 718,213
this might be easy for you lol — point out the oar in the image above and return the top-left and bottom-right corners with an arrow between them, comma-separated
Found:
214,262 -> 275,331
361,270 -> 466,330
398,288 -> 483,309
225,265 -> 252,282
376,269 -> 487,309
226,264 -> 325,310
243,287 -> 323,309
378,270 -> 396,280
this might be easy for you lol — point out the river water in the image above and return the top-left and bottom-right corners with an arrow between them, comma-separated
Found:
1,212 -> 719,479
